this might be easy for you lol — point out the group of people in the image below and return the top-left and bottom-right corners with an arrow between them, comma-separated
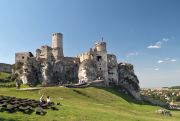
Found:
40,95 -> 51,105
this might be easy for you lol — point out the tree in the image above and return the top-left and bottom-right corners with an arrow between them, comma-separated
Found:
175,96 -> 180,102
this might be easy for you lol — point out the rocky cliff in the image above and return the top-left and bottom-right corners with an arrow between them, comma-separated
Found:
14,57 -> 79,86
14,60 -> 142,100
78,60 -> 98,83
117,62 -> 141,101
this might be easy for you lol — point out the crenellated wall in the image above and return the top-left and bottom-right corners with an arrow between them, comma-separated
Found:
77,52 -> 92,62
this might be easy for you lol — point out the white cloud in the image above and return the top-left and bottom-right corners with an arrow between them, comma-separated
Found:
165,58 -> 170,61
171,59 -> 177,62
147,41 -> 162,49
154,68 -> 159,71
162,38 -> 169,42
157,58 -> 177,64
126,52 -> 139,57
147,38 -> 169,49
157,60 -> 164,63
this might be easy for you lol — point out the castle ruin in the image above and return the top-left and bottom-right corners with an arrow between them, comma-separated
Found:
14,32 -> 141,100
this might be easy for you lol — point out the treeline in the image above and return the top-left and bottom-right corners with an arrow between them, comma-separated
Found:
169,86 -> 180,89
0,72 -> 15,88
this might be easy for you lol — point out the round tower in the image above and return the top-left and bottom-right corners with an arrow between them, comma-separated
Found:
93,41 -> 108,86
94,42 -> 107,52
52,33 -> 64,58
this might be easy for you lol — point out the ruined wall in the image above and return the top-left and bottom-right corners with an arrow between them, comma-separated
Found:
37,46 -> 53,62
107,54 -> 118,85
52,48 -> 62,60
59,57 -> 80,83
77,42 -> 115,86
62,57 -> 80,65
78,60 -> 97,83
36,49 -> 41,60
40,61 -> 54,85
0,63 -> 12,73
77,52 -> 92,62
15,52 -> 34,63
16,57 -> 41,85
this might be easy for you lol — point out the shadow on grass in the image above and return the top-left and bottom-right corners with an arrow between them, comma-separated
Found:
93,86 -> 160,107
94,86 -> 140,103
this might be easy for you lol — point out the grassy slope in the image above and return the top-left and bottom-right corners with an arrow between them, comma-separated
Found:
0,87 -> 179,121
0,72 -> 10,80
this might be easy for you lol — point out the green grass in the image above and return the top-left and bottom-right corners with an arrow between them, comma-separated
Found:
0,72 -> 11,80
0,87 -> 180,121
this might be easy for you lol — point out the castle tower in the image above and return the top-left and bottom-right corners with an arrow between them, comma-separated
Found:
52,33 -> 64,60
93,42 -> 108,86
94,42 -> 107,52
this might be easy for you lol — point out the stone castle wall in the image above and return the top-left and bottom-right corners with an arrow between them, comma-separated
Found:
37,46 -> 53,62
15,52 -> 34,63
77,52 -> 92,62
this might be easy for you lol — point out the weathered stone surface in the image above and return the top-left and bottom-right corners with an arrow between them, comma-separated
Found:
117,62 -> 141,101
15,58 -> 80,86
78,60 -> 97,83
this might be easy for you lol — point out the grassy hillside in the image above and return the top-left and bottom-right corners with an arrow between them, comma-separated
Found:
0,87 -> 180,121
0,72 -> 11,80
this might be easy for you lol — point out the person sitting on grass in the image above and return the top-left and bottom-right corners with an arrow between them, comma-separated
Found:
47,96 -> 51,105
40,95 -> 44,104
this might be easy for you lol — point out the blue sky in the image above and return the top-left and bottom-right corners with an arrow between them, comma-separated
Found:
0,0 -> 179,87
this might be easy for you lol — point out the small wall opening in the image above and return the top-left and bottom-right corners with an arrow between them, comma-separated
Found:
96,56 -> 102,61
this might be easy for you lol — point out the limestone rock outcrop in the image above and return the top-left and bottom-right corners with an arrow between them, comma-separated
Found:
117,62 -> 141,101
14,58 -> 79,86
78,60 -> 98,83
